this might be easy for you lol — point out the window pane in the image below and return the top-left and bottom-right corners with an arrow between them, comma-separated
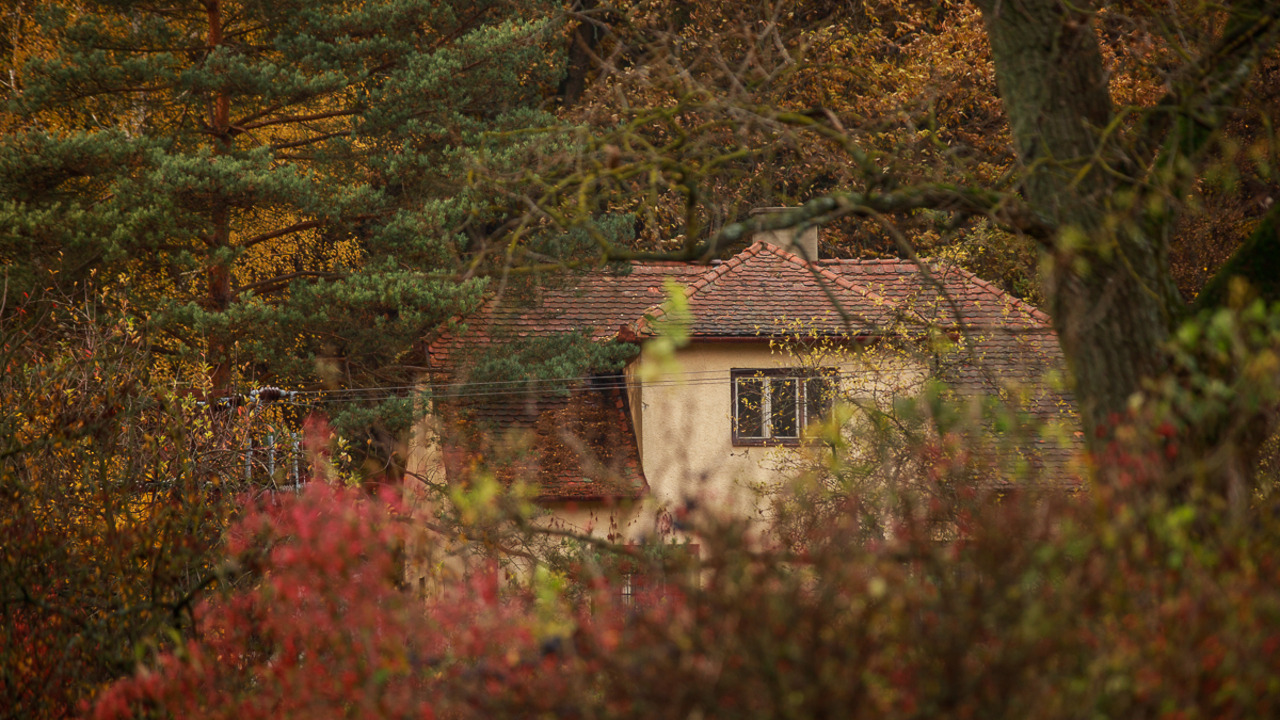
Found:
771,378 -> 798,438
736,378 -> 765,438
805,377 -> 832,426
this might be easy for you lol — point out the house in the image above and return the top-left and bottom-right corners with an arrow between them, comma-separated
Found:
406,222 -> 1076,583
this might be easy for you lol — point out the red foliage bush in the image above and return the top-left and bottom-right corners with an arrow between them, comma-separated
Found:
1,304 -> 249,720
93,464 -> 1280,719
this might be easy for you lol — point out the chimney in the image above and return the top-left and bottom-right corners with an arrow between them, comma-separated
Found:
750,207 -> 819,261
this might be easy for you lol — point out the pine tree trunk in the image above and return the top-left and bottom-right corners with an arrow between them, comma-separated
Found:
205,0 -> 233,396
207,221 -> 232,396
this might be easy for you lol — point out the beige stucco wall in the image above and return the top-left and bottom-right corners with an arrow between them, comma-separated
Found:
528,340 -> 926,547
403,406 -> 461,596
405,340 -> 927,588
639,342 -> 783,531
627,340 -> 924,541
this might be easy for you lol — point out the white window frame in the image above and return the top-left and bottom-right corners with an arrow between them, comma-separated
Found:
731,369 -> 833,446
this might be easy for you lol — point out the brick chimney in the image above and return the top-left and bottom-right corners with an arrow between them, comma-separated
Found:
749,207 -> 819,261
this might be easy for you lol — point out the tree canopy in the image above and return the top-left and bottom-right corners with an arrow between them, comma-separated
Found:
6,1 -> 1280,715
0,0 -> 578,426
7,0 -> 1279,465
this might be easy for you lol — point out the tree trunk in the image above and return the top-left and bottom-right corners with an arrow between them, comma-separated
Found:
973,0 -> 1185,448
205,0 -> 233,397
559,0 -> 601,107
206,222 -> 232,396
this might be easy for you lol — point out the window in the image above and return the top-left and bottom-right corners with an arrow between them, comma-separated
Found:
611,544 -> 699,608
732,369 -> 834,445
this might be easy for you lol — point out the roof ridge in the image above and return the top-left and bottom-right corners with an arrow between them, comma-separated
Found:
681,241 -> 763,301
758,242 -> 927,328
636,241 -> 914,335
819,257 -> 909,264
759,242 -> 889,304
633,242 -> 766,333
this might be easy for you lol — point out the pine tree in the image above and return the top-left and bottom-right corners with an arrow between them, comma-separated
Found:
0,0 -> 577,450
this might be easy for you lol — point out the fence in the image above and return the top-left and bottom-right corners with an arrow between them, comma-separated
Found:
242,431 -> 310,492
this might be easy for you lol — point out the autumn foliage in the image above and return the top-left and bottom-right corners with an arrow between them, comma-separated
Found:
8,298 -> 1280,720
87,423 -> 1280,719
6,0 -> 1280,717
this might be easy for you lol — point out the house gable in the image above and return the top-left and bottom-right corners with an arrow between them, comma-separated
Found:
637,242 -> 906,338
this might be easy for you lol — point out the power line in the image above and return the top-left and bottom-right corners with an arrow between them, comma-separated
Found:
216,368 -> 733,407
288,367 -> 736,397
281,369 -> 902,406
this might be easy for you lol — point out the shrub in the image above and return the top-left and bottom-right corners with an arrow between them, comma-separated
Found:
90,302 -> 1280,719
91,458 -> 1280,719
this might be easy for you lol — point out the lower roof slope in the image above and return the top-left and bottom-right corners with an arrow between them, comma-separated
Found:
437,376 -> 646,502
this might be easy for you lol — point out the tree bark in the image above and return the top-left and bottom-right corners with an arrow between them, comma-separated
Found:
973,0 -> 1185,447
205,0 -> 233,396
559,0 -> 602,107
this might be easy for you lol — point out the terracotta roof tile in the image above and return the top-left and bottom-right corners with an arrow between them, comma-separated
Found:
815,256 -> 1079,479
438,379 -> 646,501
636,243 -> 905,337
428,263 -> 705,368
431,241 -> 1080,493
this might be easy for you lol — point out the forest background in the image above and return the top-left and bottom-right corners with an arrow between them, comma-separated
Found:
5,0 -> 1280,718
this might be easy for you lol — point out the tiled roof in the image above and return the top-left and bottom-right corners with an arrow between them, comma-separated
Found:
431,241 -> 1080,493
639,243 -> 904,337
431,243 -> 1052,358
438,377 -> 646,502
429,263 -> 704,369
817,257 -> 1077,480
819,257 -> 1066,400
818,258 -> 1051,330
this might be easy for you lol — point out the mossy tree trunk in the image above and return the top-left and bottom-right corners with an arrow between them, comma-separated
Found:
973,0 -> 1280,464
